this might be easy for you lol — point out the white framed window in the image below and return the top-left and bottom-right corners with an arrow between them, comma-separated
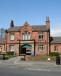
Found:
22,33 -> 25,40
9,45 -> 14,52
25,34 -> 28,40
38,45 -> 44,51
10,34 -> 15,40
38,32 -> 44,40
22,32 -> 31,40
28,33 -> 31,40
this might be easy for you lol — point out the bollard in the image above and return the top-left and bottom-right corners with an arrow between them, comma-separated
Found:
56,55 -> 60,65
3,54 -> 5,60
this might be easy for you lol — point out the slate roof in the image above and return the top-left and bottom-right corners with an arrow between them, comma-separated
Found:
7,26 -> 21,32
51,37 -> 61,44
7,25 -> 48,32
32,25 -> 48,31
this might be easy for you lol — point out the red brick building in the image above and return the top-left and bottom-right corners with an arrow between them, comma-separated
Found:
0,17 -> 61,56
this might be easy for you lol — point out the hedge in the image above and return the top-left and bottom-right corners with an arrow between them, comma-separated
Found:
49,52 -> 60,57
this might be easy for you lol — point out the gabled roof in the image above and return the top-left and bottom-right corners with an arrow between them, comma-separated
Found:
51,37 -> 61,44
7,25 -> 48,32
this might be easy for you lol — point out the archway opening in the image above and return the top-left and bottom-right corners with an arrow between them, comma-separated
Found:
20,44 -> 32,55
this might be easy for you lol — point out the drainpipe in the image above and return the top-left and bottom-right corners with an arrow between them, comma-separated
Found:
34,40 -> 35,56
5,30 -> 7,53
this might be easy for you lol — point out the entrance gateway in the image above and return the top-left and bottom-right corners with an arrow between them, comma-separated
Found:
18,40 -> 35,56
21,44 -> 32,55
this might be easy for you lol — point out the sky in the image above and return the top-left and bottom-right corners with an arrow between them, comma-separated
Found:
0,0 -> 61,36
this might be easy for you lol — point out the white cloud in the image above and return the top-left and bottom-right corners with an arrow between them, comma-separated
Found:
51,25 -> 61,37
51,30 -> 61,37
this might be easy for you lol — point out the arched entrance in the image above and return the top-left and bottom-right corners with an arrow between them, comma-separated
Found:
21,45 -> 26,54
20,44 -> 32,55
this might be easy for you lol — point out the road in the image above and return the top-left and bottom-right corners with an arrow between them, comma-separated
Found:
0,64 -> 61,76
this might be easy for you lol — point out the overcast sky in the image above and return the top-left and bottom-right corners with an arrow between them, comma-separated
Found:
0,0 -> 61,36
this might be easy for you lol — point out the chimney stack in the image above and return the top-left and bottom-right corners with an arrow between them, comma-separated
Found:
10,20 -> 14,27
45,16 -> 50,29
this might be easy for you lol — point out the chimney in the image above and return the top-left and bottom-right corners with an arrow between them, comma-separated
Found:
10,20 -> 14,27
45,16 -> 50,29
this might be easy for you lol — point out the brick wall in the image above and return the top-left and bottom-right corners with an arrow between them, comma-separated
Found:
50,44 -> 61,53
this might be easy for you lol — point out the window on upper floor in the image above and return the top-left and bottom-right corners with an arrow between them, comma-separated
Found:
10,33 -> 15,41
38,32 -> 44,40
22,31 -> 31,40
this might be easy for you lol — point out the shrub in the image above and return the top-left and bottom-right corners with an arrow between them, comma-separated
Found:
5,54 -> 10,59
7,52 -> 14,55
3,54 -> 10,60
49,52 -> 60,57
3,52 -> 14,60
